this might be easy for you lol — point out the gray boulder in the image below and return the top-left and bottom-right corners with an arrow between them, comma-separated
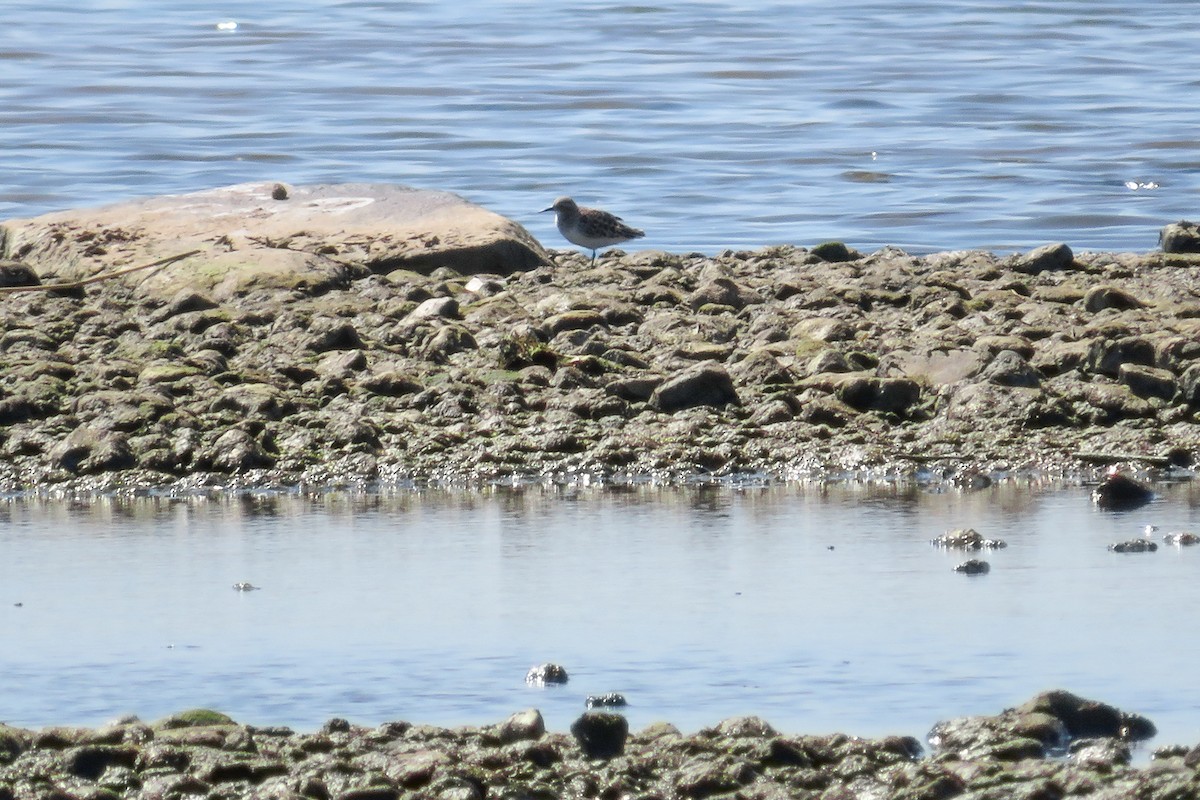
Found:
207,428 -> 275,472
836,376 -> 921,415
1118,363 -> 1177,401
932,528 -> 1006,550
1017,689 -> 1155,741
525,663 -> 568,685
702,716 -> 778,739
49,427 -> 136,474
1160,220 -> 1200,253
1182,363 -> 1200,408
0,183 -> 548,300
1083,285 -> 1145,312
929,689 -> 1154,761
0,260 -> 39,287
1109,539 -> 1157,553
687,277 -> 757,310
570,712 -> 628,759
1091,472 -> 1153,510
585,693 -> 628,708
1014,242 -> 1074,273
810,241 -> 860,262
981,349 -> 1043,388
1085,336 -> 1156,377
488,709 -> 545,744
650,364 -> 740,412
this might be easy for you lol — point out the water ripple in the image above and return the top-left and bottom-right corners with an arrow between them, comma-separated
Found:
0,0 -> 1197,254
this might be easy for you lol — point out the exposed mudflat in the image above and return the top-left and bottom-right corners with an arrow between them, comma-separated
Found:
3,229 -> 1200,492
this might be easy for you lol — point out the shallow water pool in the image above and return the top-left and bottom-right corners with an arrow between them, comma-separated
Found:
2,479 -> 1198,754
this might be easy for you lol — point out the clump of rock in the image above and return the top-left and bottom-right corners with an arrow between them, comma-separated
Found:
3,184 -> 1200,491
1,691 -> 1196,800
1159,220 -> 1200,254
525,664 -> 569,685
1091,472 -> 1156,510
928,689 -> 1155,761
931,528 -> 1007,549
1109,539 -> 1158,553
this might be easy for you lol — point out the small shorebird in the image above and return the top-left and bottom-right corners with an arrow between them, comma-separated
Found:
541,196 -> 644,264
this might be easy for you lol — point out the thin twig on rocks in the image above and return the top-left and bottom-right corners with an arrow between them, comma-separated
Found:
1075,451 -> 1172,467
0,248 -> 203,295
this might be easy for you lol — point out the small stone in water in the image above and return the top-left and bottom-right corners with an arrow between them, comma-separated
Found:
1108,540 -> 1157,553
526,663 -> 569,685
1091,472 -> 1153,511
586,693 -> 627,708
932,528 -> 1007,550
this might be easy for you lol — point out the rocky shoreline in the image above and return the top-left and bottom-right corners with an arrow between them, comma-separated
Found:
3,189 -> 1200,798
2,184 -> 1200,493
1,690 -> 1197,800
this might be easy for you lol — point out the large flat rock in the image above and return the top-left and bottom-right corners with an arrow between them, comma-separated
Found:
0,182 -> 549,298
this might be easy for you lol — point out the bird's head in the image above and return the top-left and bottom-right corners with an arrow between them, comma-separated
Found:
541,196 -> 577,214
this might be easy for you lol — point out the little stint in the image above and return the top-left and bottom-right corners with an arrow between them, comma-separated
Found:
541,196 -> 644,264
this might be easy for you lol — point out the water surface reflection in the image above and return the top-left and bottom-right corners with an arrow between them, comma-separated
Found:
2,480 -> 1198,752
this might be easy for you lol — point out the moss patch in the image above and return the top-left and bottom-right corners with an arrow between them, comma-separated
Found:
156,708 -> 237,729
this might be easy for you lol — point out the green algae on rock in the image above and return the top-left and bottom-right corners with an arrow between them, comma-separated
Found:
156,709 -> 239,729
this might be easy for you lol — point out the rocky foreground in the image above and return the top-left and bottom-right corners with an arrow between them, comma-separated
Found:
1,690 -> 1197,800
1,184 -> 1200,492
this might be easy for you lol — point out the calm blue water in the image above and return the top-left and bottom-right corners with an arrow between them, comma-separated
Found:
1,1 -> 1197,254
3,481 -> 1200,754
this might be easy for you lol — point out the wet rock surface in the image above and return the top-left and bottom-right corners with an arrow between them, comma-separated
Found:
931,528 -> 1007,550
586,693 -> 629,709
524,664 -> 569,686
1109,539 -> 1158,553
1159,220 -> 1200,254
2,191 -> 1200,491
928,690 -> 1156,762
0,692 -> 1195,800
1091,472 -> 1155,510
